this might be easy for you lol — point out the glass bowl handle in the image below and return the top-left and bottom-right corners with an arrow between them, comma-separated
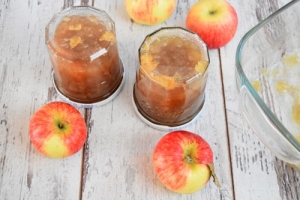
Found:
239,85 -> 300,165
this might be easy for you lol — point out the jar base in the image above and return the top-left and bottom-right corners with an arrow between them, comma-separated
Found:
132,86 -> 205,131
52,63 -> 125,108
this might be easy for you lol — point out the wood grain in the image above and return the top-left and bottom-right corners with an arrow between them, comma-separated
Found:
79,0 -> 233,199
0,1 -> 82,200
0,0 -> 299,199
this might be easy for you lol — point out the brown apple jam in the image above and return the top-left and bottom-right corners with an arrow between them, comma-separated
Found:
47,10 -> 123,104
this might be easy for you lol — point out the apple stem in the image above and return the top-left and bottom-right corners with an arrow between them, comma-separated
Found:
184,155 -> 194,163
208,163 -> 221,188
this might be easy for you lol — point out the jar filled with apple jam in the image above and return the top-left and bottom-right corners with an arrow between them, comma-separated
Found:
133,27 -> 210,128
46,6 -> 124,104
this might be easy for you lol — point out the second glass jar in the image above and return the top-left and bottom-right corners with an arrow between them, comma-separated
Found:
133,27 -> 210,127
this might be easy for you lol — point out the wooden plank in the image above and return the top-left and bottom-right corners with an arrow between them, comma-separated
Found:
80,0 -> 233,199
0,1 -> 83,199
223,0 -> 300,199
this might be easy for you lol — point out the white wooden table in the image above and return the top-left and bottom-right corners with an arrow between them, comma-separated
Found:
0,0 -> 299,199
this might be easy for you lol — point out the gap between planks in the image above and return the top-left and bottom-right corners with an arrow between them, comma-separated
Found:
218,48 -> 236,200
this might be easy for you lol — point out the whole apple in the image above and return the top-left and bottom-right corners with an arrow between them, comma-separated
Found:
29,101 -> 87,158
186,0 -> 238,49
153,130 -> 220,194
125,0 -> 176,25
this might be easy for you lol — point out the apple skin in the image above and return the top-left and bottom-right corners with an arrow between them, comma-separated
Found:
29,101 -> 87,158
153,130 -> 213,194
186,0 -> 238,49
125,0 -> 176,25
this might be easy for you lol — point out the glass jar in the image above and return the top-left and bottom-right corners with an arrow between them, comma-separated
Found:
46,6 -> 124,105
133,27 -> 209,129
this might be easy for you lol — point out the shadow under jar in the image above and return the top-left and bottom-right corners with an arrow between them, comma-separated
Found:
133,27 -> 210,128
46,6 -> 124,104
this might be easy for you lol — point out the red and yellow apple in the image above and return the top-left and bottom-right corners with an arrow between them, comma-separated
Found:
29,101 -> 87,158
125,0 -> 176,25
186,0 -> 238,49
153,130 -> 220,194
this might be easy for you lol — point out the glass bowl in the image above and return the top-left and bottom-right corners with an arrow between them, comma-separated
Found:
236,0 -> 300,168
